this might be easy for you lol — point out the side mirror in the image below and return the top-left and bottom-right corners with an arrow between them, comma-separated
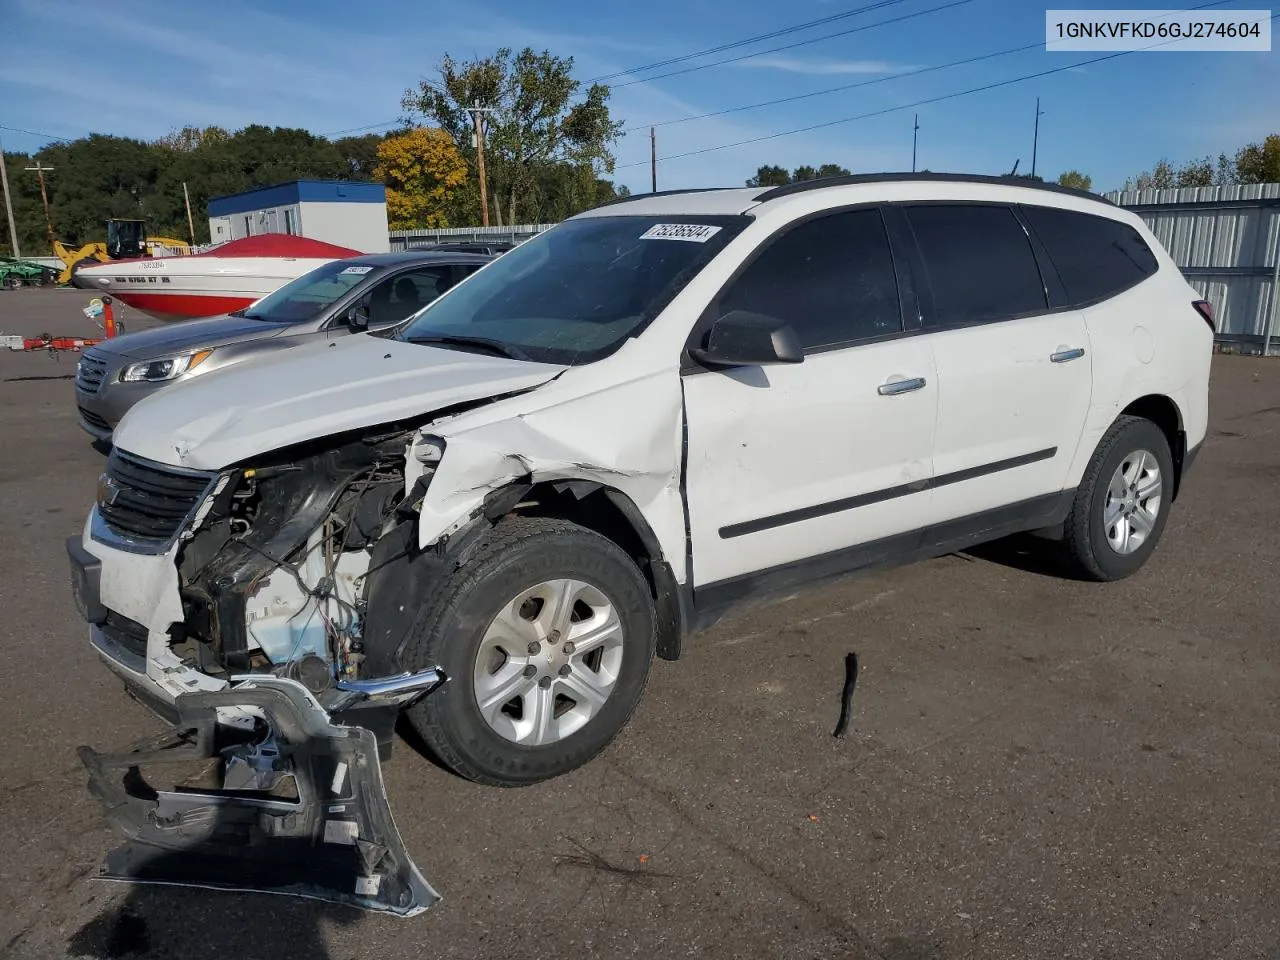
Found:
346,297 -> 371,331
691,310 -> 804,367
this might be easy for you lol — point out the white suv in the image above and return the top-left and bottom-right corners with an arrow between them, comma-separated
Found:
70,174 -> 1212,788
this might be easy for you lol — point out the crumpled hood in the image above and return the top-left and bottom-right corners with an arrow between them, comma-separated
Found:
112,334 -> 566,470
92,314 -> 291,360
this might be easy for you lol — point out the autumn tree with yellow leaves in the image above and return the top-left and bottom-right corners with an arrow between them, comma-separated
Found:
374,127 -> 468,229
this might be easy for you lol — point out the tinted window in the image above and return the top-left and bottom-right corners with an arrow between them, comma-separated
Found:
718,209 -> 901,349
1022,206 -> 1159,306
906,205 -> 1047,326
367,266 -> 458,327
241,260 -> 378,324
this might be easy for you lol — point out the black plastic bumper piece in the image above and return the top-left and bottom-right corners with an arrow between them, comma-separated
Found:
79,675 -> 444,916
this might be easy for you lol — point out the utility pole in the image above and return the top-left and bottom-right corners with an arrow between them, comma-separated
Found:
182,182 -> 196,245
469,100 -> 496,227
911,114 -> 919,173
0,134 -> 19,259
650,127 -> 657,193
24,160 -> 55,248
1031,97 -> 1045,179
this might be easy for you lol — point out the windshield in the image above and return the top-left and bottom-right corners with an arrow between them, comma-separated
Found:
242,261 -> 379,323
395,215 -> 747,364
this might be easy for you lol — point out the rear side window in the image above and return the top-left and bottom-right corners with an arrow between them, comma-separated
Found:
905,204 -> 1047,327
718,208 -> 901,349
1021,206 -> 1159,306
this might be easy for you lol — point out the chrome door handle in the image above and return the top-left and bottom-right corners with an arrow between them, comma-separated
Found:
877,376 -> 927,396
1050,347 -> 1086,363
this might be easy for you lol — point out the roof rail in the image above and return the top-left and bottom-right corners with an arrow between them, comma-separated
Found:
754,172 -> 1113,206
589,187 -> 744,210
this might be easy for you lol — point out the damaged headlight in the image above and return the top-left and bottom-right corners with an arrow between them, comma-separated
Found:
121,348 -> 213,382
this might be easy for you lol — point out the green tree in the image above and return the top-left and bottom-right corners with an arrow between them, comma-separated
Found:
402,47 -> 623,225
745,165 -> 791,187
1056,170 -> 1093,191
1235,134 -> 1280,184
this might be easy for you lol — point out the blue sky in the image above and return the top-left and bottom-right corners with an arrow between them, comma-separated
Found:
0,0 -> 1274,194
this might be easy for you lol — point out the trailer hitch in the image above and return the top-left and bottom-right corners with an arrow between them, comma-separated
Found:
79,671 -> 445,917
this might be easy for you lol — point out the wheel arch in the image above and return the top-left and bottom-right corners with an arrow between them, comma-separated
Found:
1119,393 -> 1188,499
501,479 -> 689,662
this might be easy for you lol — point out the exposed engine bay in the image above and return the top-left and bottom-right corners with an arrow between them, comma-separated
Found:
171,424 -> 438,706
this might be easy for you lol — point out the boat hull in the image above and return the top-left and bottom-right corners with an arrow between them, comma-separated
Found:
72,256 -> 340,321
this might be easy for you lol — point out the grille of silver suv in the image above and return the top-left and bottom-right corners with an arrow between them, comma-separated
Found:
76,353 -> 108,393
97,450 -> 216,545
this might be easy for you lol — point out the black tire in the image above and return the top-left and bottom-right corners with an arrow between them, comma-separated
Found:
402,516 -> 656,786
1060,415 -> 1175,581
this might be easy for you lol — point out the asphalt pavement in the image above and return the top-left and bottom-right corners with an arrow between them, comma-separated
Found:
1,288 -> 1277,960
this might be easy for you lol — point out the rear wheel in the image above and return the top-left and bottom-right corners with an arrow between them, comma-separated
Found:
403,516 -> 656,786
1060,415 -> 1174,581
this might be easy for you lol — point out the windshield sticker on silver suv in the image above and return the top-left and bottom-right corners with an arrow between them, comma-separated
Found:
639,223 -> 723,243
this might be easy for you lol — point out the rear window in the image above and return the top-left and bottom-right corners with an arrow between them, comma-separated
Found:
904,204 -> 1047,327
1021,205 -> 1159,306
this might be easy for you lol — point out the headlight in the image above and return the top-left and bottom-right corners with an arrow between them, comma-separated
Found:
120,349 -> 213,383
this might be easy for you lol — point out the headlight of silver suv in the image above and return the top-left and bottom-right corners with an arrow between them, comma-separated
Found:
120,349 -> 213,383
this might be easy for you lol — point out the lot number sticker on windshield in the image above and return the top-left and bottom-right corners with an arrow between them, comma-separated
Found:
639,223 -> 723,243
340,266 -> 374,275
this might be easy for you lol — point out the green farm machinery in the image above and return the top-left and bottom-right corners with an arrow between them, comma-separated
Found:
0,256 -> 59,290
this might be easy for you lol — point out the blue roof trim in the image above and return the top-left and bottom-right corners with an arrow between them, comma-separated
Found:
208,180 -> 385,217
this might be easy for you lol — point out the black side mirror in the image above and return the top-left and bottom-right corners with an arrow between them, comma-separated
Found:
691,310 -> 804,367
347,297 -> 371,330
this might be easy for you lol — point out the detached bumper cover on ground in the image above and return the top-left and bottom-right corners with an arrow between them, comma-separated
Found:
79,673 -> 445,917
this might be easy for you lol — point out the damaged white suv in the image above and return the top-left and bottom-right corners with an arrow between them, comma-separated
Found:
71,174 -> 1212,792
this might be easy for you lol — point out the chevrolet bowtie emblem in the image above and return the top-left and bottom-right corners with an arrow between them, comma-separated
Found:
97,474 -> 121,508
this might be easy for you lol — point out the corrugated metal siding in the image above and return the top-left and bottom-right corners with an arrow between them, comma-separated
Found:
1102,184 -> 1280,347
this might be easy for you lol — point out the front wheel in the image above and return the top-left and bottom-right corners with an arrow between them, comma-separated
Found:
1060,415 -> 1175,581
403,516 -> 656,786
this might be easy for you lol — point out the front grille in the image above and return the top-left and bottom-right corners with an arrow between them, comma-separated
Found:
78,406 -> 112,431
98,450 -> 216,545
76,354 -> 108,393
101,610 -> 149,659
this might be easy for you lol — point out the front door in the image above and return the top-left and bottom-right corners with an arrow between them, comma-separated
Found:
682,207 -> 939,593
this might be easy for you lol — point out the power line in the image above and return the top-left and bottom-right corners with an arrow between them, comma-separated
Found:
619,9 -> 1277,170
0,124 -> 72,143
323,120 -> 404,138
611,0 -> 977,88
588,0 -> 914,83
621,0 -> 1234,135
623,40 -> 1043,133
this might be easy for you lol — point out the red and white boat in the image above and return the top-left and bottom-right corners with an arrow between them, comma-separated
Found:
72,234 -> 363,321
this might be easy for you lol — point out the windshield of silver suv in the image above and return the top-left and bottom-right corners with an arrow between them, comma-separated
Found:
395,215 -> 748,364
239,260 -> 378,323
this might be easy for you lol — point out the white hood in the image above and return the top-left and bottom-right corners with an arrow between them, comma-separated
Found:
112,334 -> 566,470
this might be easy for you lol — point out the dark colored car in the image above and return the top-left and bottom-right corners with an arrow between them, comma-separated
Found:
73,250 -> 492,441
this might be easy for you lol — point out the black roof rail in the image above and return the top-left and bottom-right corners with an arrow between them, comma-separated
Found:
588,187 -> 745,210
754,172 -> 1114,206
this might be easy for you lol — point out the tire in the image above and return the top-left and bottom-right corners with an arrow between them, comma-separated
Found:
402,515 -> 656,786
1060,415 -> 1175,581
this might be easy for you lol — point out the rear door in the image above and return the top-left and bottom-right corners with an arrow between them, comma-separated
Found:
682,207 -> 938,591
898,203 -> 1093,525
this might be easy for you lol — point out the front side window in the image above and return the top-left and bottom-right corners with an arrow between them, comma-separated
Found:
717,208 -> 902,349
1021,205 -> 1159,307
366,266 -> 459,327
905,204 -> 1047,327
396,215 -> 747,365
240,261 -> 380,324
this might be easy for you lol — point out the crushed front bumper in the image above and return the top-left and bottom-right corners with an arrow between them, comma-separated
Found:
79,672 -> 446,916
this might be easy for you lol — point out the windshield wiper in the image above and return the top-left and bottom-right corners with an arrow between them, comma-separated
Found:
403,335 -> 532,362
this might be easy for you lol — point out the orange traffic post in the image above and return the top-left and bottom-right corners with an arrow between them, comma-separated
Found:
102,296 -> 116,338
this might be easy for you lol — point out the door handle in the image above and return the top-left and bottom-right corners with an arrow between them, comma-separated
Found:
877,376 -> 927,396
1050,347 -> 1086,363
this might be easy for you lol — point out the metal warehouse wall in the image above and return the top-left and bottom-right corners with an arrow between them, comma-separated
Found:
1104,183 -> 1280,352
